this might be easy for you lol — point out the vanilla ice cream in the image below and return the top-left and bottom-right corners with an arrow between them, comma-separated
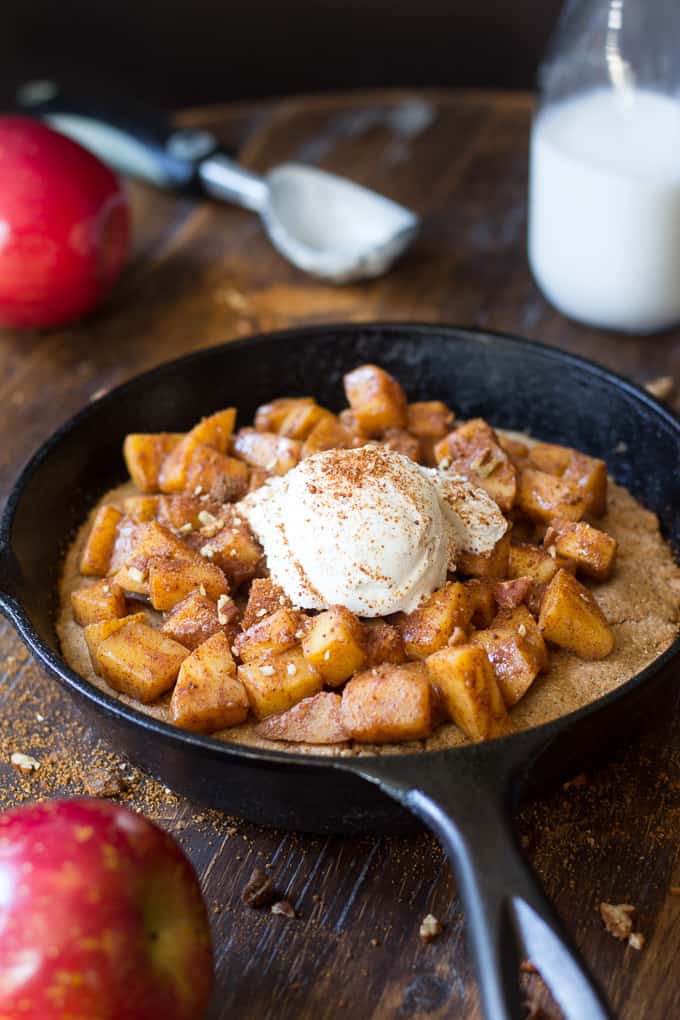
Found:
239,445 -> 506,617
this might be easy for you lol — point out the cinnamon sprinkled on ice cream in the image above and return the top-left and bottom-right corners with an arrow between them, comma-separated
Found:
239,446 -> 506,616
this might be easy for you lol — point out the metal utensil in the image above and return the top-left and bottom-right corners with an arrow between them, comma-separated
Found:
16,80 -> 418,284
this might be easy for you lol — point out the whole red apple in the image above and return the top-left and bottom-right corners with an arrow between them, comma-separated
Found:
0,799 -> 213,1019
0,116 -> 130,329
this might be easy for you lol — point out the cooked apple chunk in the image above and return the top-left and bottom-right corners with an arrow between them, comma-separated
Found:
544,519 -> 617,581
161,590 -> 236,650
189,408 -> 237,452
406,401 -> 454,439
255,692 -> 349,744
184,445 -> 250,502
343,364 -> 408,435
255,397 -> 315,434
170,632 -> 248,733
113,521 -> 196,595
279,403 -> 334,441
199,516 -> 263,589
465,578 -> 498,627
529,443 -> 607,517
539,569 -> 614,659
123,495 -> 159,522
123,433 -> 183,492
71,579 -> 126,626
399,581 -> 472,659
95,621 -> 189,702
238,648 -> 323,719
471,605 -> 548,706
516,468 -> 588,523
235,607 -> 305,662
241,578 -> 291,629
426,645 -> 512,741
79,505 -> 123,576
301,415 -> 357,457
147,557 -> 229,611
363,620 -> 407,668
382,428 -> 422,462
84,612 -> 149,674
436,419 -> 517,512
340,663 -> 432,743
508,542 -> 574,585
232,428 -> 301,475
157,494 -> 207,532
302,606 -> 367,685
458,530 -> 512,579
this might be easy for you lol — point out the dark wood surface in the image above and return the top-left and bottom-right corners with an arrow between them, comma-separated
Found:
1,90 -> 679,1020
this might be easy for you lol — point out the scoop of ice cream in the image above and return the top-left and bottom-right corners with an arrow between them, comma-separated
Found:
239,445 -> 506,617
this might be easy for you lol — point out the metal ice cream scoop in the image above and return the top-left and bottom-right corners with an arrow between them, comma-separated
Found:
17,81 -> 418,284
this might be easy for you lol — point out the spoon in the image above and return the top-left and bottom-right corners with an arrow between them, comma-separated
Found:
17,80 -> 419,284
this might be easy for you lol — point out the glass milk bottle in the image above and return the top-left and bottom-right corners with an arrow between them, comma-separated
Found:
528,0 -> 680,333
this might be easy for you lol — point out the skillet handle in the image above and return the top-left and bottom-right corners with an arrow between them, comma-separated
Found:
354,751 -> 613,1020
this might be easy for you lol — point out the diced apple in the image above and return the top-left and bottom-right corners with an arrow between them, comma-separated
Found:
241,578 -> 291,629
96,621 -> 189,702
232,428 -> 301,475
399,581 -> 472,658
340,663 -> 432,743
157,494 -> 207,533
343,364 -> 408,435
406,401 -> 454,439
123,433 -> 183,492
235,607 -> 304,662
493,576 -> 533,611
382,428 -> 422,462
84,612 -> 148,674
238,648 -> 323,719
498,434 -> 529,463
147,557 -> 228,611
458,530 -> 512,579
170,632 -> 248,732
363,620 -> 407,668
79,505 -> 123,576
529,443 -> 607,517
184,445 -> 250,502
563,453 -> 608,517
538,569 -> 614,659
426,644 -> 511,741
544,519 -> 617,581
436,419 -> 517,512
255,397 -> 315,433
189,408 -> 237,452
301,606 -> 366,686
464,578 -> 498,628
508,542 -> 574,584
279,403 -> 335,441
516,468 -> 588,523
113,521 -> 192,594
301,415 -> 358,457
255,692 -> 349,744
198,517 -> 263,588
161,590 -> 237,650
71,579 -> 126,626
123,496 -> 159,522
471,605 -> 548,706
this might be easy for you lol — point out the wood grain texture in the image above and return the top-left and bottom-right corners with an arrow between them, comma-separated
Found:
0,90 -> 679,1020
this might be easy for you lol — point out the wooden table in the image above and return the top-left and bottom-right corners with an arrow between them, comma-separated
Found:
1,90 -> 679,1020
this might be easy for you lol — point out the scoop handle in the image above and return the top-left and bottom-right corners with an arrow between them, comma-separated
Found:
15,79 -> 221,191
353,749 -> 613,1020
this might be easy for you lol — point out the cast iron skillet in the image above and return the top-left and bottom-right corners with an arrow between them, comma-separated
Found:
2,324 -> 680,1020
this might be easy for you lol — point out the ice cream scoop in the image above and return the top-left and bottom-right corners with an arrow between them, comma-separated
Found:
240,445 -> 507,617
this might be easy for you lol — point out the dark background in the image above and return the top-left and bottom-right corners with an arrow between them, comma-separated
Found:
4,1 -> 563,111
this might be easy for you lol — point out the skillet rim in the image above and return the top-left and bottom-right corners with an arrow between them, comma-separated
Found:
2,320 -> 680,773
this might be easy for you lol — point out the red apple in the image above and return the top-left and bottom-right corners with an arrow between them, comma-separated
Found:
0,117 -> 130,329
0,799 -> 213,1019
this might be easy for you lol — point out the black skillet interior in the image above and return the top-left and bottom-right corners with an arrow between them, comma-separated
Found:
1,321 -> 680,839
